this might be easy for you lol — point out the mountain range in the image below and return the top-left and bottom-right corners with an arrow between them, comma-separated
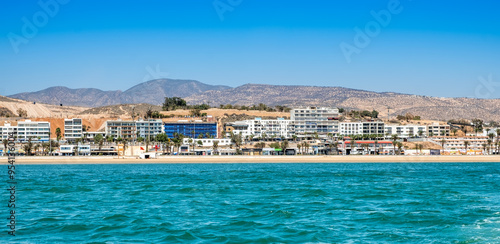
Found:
9,79 -> 230,107
7,79 -> 500,121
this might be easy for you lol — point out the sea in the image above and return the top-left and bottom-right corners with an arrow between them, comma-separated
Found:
2,163 -> 500,243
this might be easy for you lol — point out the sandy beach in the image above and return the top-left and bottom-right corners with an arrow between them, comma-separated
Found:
8,155 -> 500,164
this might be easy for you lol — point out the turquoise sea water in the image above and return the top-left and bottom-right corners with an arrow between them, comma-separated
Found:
2,163 -> 500,243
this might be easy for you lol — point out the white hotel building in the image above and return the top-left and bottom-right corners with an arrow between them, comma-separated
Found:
339,121 -> 385,136
0,123 -> 17,140
384,124 -> 427,138
290,107 -> 339,137
136,119 -> 164,139
226,118 -> 295,139
2,120 -> 51,142
64,118 -> 83,142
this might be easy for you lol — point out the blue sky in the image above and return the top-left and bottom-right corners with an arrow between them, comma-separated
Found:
1,0 -> 499,98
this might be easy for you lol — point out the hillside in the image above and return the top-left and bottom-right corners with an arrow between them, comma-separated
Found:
0,95 -> 88,118
9,79 -> 230,107
184,84 -> 500,122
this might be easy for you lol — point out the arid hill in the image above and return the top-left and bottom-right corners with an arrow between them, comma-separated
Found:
9,79 -> 230,107
185,84 -> 500,122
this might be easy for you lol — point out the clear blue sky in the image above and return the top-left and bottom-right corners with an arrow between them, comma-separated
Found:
1,0 -> 499,98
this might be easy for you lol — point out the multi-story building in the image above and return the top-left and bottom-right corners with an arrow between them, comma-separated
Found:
105,120 -> 137,140
17,120 -> 50,142
136,119 -> 163,139
339,121 -> 385,136
431,136 -> 488,151
164,121 -> 218,139
182,138 -> 232,147
64,118 -> 83,142
291,107 -> 339,137
225,118 -> 294,139
385,124 -> 427,138
82,131 -> 106,141
427,123 -> 450,136
0,123 -> 17,140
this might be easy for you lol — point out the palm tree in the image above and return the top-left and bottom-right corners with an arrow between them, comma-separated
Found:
487,139 -> 492,154
391,134 -> 398,155
350,137 -> 356,154
360,143 -> 370,155
94,134 -> 104,155
34,144 -> 40,156
397,142 -> 403,155
188,138 -> 194,154
440,138 -> 446,154
280,140 -> 289,155
452,129 -> 458,136
55,128 -> 62,142
301,142 -> 310,155
2,139 -> 7,152
333,142 -> 339,155
464,140 -> 470,152
212,141 -> 219,155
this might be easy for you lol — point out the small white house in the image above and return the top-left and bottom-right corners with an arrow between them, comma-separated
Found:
139,152 -> 157,159
59,144 -> 91,156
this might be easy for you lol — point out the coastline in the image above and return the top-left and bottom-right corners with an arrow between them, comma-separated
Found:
9,155 -> 500,164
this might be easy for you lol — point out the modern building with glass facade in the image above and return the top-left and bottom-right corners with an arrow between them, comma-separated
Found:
164,121 -> 218,138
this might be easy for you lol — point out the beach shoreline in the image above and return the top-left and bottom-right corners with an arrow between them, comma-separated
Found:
7,155 -> 500,164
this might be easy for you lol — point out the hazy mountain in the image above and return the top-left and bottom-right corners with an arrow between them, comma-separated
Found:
9,79 -> 231,107
184,84 -> 500,122
8,81 -> 500,121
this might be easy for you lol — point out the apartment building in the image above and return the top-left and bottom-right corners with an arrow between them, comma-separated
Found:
136,119 -> 164,139
0,123 -> 17,140
64,118 -> 83,142
385,124 -> 427,138
17,120 -> 50,142
431,136 -> 488,151
339,121 -> 385,136
225,118 -> 294,139
428,123 -> 450,136
105,120 -> 137,140
291,107 -> 339,137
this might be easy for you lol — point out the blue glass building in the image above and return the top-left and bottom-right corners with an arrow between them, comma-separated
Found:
164,122 -> 218,138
